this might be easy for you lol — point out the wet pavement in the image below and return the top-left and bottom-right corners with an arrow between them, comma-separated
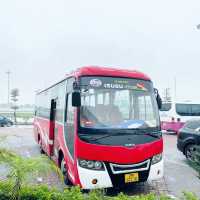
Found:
0,126 -> 199,197
163,134 -> 200,197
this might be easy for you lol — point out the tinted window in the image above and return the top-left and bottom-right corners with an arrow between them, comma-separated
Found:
35,80 -> 66,121
54,82 -> 65,122
35,90 -> 50,119
160,103 -> 172,111
185,121 -> 200,129
176,104 -> 200,116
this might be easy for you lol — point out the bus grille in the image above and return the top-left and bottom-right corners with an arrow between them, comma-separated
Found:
109,159 -> 150,174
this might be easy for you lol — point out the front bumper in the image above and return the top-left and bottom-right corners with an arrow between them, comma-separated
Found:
77,158 -> 164,189
148,159 -> 164,181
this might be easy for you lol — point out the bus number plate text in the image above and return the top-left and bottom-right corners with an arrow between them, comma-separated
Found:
125,173 -> 139,183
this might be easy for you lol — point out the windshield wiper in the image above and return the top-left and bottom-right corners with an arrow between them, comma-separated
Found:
79,132 -> 121,142
79,129 -> 162,142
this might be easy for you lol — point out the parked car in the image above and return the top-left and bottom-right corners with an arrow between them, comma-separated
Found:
0,115 -> 13,127
177,119 -> 200,161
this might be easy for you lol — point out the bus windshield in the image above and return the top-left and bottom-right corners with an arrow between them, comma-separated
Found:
79,77 -> 159,130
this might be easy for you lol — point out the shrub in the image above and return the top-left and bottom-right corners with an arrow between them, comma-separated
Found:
183,192 -> 199,200
87,189 -> 107,200
0,148 -> 63,200
0,147 -> 199,200
0,181 -> 199,200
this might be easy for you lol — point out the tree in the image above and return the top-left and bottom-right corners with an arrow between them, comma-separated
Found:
10,88 -> 19,124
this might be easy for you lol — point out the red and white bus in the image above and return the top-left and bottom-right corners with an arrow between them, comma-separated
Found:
33,66 -> 163,189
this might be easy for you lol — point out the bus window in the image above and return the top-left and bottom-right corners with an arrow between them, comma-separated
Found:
176,104 -> 200,116
54,82 -> 65,122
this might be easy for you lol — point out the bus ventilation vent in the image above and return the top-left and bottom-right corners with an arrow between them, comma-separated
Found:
109,159 -> 150,174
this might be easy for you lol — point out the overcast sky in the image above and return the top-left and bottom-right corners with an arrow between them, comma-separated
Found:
0,0 -> 200,104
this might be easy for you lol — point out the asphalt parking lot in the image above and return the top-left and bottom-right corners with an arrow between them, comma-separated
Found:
0,126 -> 199,197
163,133 -> 200,197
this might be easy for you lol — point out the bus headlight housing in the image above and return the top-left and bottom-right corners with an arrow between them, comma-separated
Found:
152,153 -> 162,165
78,159 -> 105,170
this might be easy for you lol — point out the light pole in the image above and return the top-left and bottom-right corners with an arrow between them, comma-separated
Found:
174,76 -> 177,101
6,70 -> 11,105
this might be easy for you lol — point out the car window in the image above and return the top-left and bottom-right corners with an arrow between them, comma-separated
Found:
185,121 -> 200,129
0,116 -> 4,120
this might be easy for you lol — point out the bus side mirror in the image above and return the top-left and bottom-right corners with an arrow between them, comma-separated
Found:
72,91 -> 81,107
154,88 -> 162,110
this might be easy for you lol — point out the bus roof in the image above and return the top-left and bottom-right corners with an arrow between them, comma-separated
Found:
37,66 -> 151,94
72,66 -> 151,81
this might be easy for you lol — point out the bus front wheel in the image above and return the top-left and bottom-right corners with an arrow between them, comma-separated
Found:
39,139 -> 45,154
61,158 -> 72,186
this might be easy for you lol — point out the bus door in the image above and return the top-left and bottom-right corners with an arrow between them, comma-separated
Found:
48,99 -> 57,156
64,92 -> 75,182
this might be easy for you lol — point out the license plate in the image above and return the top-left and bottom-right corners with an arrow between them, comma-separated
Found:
125,173 -> 139,183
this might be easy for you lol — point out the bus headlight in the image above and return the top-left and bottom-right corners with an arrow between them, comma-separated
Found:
152,153 -> 162,165
78,159 -> 105,170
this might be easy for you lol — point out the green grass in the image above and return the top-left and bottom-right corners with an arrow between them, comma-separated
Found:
15,112 -> 34,119
0,112 -> 33,116
0,112 -> 34,121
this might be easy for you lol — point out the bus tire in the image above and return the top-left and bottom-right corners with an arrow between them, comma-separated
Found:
39,139 -> 45,154
40,146 -> 45,154
61,158 -> 72,186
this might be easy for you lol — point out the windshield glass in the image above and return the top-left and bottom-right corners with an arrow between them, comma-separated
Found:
79,77 -> 160,130
176,103 -> 200,116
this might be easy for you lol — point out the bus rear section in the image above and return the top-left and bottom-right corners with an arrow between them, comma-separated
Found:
161,101 -> 200,134
33,66 -> 164,189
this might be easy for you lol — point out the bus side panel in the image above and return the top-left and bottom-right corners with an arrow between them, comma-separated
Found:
34,117 -> 51,155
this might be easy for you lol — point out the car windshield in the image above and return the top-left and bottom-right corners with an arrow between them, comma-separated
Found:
184,120 -> 200,129
79,77 -> 159,130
